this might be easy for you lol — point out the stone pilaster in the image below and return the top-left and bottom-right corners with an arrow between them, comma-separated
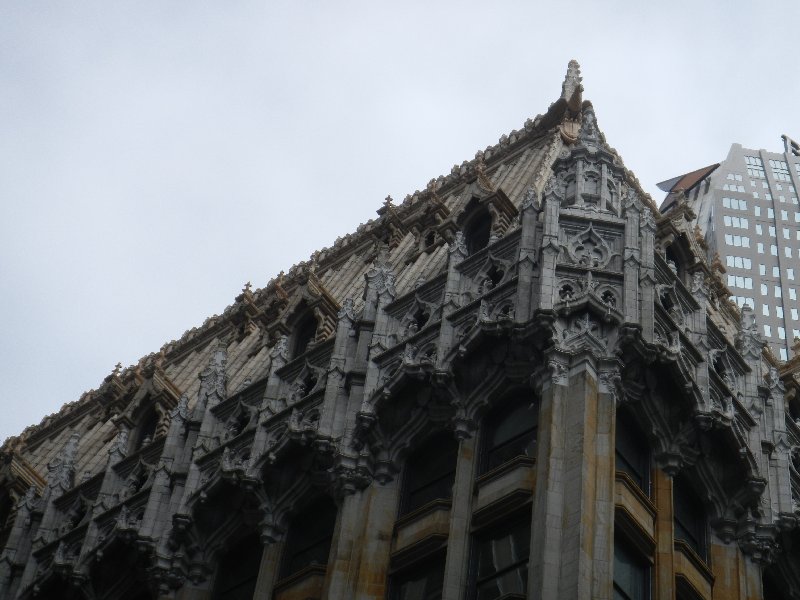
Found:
528,357 -> 616,599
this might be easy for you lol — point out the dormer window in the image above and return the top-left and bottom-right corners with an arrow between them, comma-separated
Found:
292,312 -> 318,359
134,406 -> 159,451
464,208 -> 492,255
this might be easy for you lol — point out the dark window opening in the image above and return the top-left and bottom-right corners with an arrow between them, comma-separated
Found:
212,532 -> 263,600
673,475 -> 707,561
390,555 -> 445,600
424,231 -> 436,249
613,535 -> 651,600
471,516 -> 530,600
615,411 -> 650,494
413,306 -> 430,331
281,497 -> 337,579
401,432 -> 458,515
665,246 -> 681,278
465,210 -> 492,255
293,312 -> 318,359
134,408 -> 159,450
482,398 -> 537,474
486,265 -> 504,288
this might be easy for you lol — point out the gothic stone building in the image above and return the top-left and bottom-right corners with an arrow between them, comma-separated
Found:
1,62 -> 800,600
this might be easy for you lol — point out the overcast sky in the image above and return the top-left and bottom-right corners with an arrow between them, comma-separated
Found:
1,1 -> 799,444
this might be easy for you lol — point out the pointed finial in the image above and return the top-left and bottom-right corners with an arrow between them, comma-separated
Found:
561,59 -> 583,110
243,281 -> 252,294
384,195 -> 393,207
113,362 -> 122,376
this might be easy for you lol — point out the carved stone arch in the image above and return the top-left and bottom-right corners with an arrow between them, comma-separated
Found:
562,222 -> 616,269
454,187 -> 518,254
662,234 -> 695,285
57,491 -> 94,536
474,253 -> 514,296
363,379 -> 457,471
278,274 -> 340,360
284,360 -> 327,407
116,458 -> 155,503
116,370 -> 181,453
218,401 -> 256,444
399,296 -> 439,339
84,538 -> 155,600
21,570 -> 92,600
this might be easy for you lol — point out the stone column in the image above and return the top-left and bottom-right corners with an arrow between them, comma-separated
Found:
652,468 -> 675,600
252,540 -> 284,599
353,478 -> 401,600
442,434 -> 477,600
322,490 -> 368,599
710,539 -> 764,600
528,357 -> 617,599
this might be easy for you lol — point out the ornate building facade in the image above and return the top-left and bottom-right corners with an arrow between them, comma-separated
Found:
1,63 -> 799,600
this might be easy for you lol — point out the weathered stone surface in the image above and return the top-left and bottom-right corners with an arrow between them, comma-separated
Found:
0,61 -> 799,600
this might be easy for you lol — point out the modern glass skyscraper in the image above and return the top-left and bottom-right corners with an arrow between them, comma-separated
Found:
659,136 -> 800,360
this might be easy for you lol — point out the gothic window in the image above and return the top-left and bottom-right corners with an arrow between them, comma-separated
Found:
673,475 -> 707,561
389,553 -> 445,600
481,397 -> 538,473
212,532 -> 263,600
134,406 -> 159,451
401,432 -> 459,515
613,534 -> 651,600
280,496 -> 337,579
471,516 -> 530,600
464,208 -> 492,255
615,411 -> 650,495
292,311 -> 318,359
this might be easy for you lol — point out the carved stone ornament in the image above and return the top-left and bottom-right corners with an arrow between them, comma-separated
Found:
520,186 -> 538,213
337,297 -> 356,322
198,343 -> 228,408
599,368 -> 623,405
449,231 -> 468,258
47,432 -> 81,493
548,360 -> 568,386
172,394 -> 190,421
366,246 -> 396,300
563,224 -> 616,270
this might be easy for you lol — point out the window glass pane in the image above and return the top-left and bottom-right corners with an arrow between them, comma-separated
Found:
282,497 -> 337,577
391,558 -> 445,600
673,476 -> 707,560
616,412 -> 649,492
485,401 -> 538,472
613,537 -> 650,600
213,533 -> 263,600
403,433 -> 458,514
475,519 -> 531,600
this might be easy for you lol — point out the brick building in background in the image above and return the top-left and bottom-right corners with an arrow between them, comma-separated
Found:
1,63 -> 800,600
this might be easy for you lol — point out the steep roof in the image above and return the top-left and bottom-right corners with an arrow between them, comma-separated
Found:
0,61 -> 659,481
656,163 -> 719,211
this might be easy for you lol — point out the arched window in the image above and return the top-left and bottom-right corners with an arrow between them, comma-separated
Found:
464,209 -> 492,255
401,432 -> 459,515
673,475 -> 707,561
482,398 -> 538,473
212,532 -> 263,600
615,411 -> 650,494
292,312 -> 318,359
280,496 -> 337,579
133,407 -> 159,451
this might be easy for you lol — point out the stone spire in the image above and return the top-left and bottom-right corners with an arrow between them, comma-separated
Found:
561,59 -> 583,111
